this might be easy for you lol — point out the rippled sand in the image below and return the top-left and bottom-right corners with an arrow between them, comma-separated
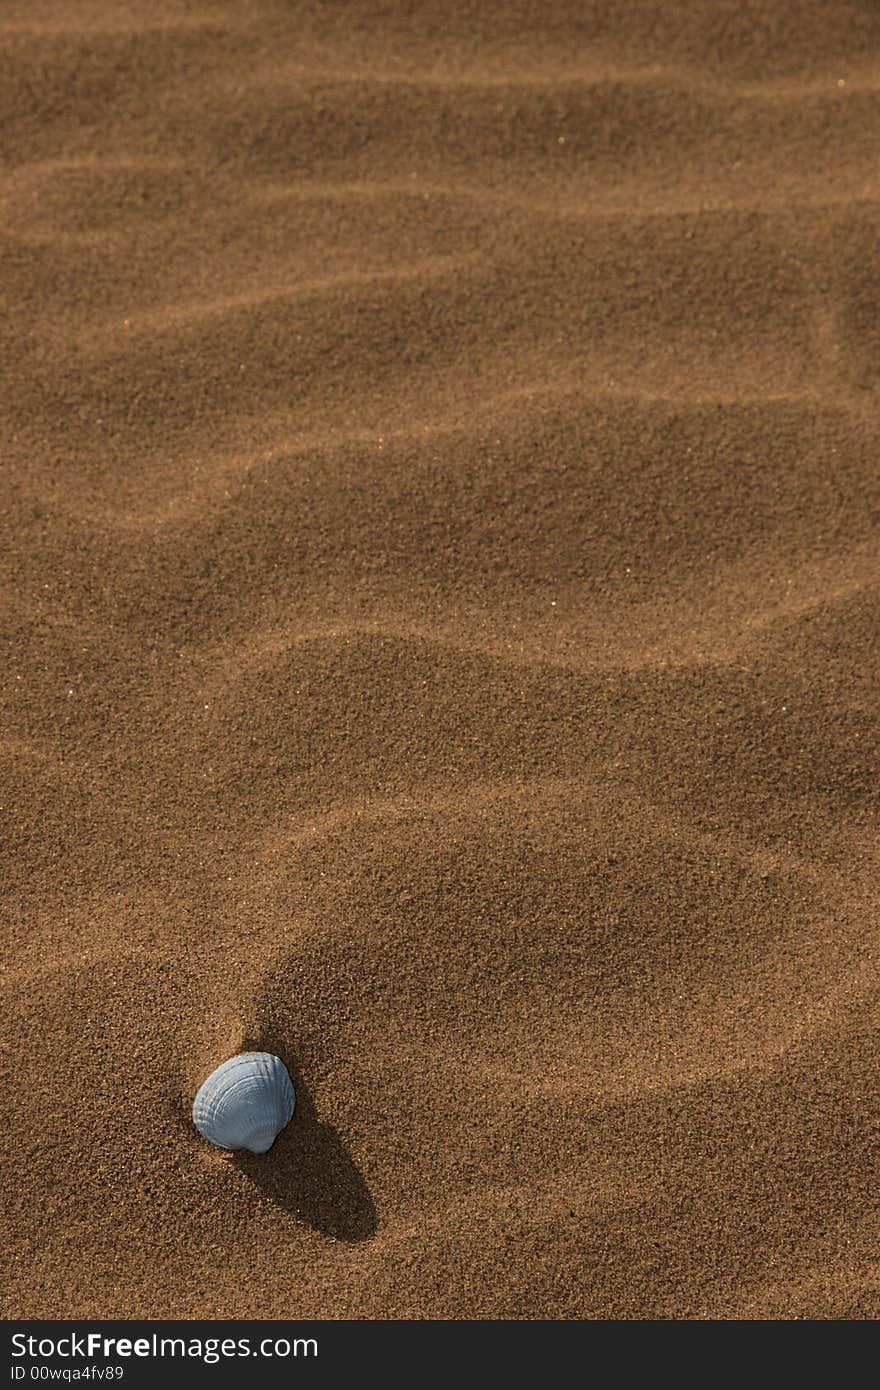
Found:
2,0 -> 878,1319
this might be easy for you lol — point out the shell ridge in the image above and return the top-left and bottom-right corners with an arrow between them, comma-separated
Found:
192,1052 -> 296,1154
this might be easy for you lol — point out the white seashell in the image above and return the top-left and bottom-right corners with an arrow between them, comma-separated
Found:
192,1052 -> 296,1154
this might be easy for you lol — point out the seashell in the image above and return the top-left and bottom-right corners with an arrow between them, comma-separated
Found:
192,1052 -> 296,1154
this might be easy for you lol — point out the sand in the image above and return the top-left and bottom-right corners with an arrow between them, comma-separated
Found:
2,0 -> 878,1321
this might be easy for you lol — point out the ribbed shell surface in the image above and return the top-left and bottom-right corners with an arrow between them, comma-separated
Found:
192,1052 -> 296,1154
